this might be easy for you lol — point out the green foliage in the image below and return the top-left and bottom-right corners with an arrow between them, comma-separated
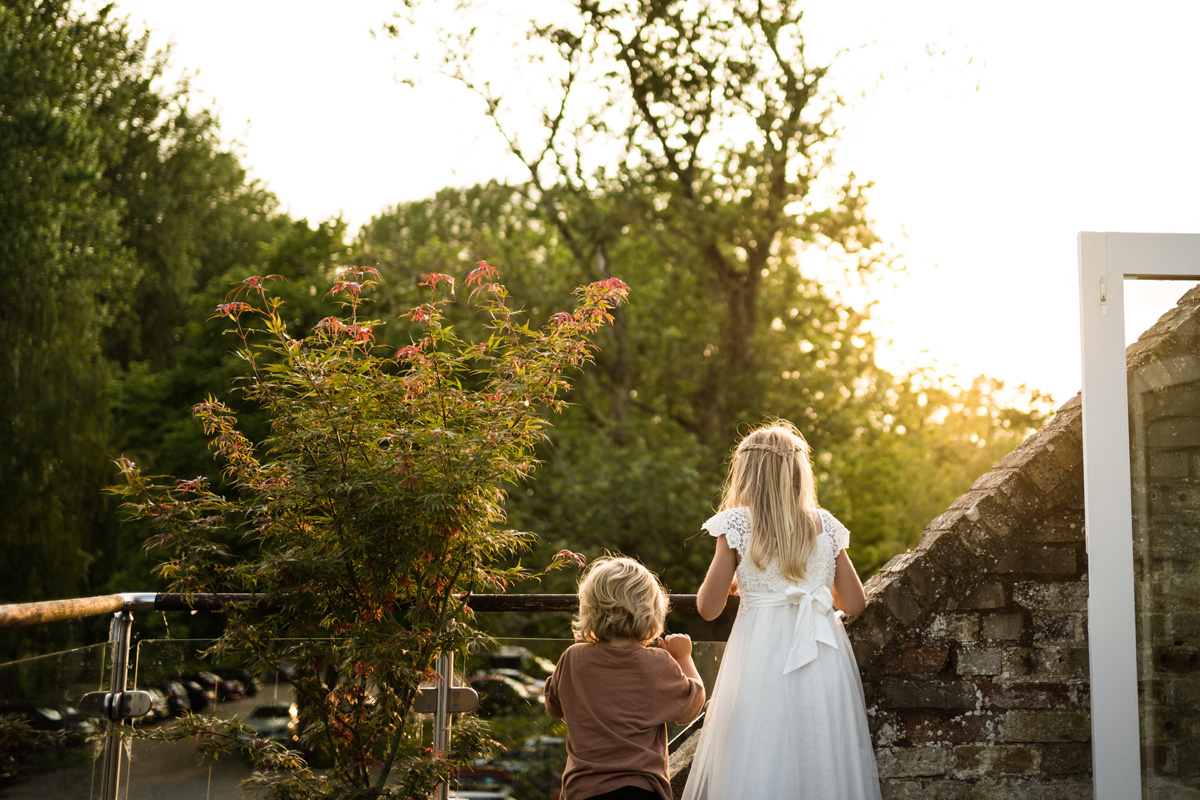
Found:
0,0 -> 141,609
103,96 -> 288,370
0,0 -> 1058,703
822,374 -> 1053,575
392,0 -> 892,442
357,188 -> 1052,596
110,264 -> 628,796
0,0 -> 328,649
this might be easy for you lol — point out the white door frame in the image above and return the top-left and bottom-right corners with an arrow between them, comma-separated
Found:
1077,231 -> 1200,800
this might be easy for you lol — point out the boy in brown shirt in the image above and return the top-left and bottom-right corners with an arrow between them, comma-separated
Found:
545,557 -> 706,800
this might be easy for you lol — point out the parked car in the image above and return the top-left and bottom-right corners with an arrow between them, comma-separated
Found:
1,712 -> 50,784
189,671 -> 245,701
153,680 -> 193,717
275,660 -> 299,684
180,679 -> 214,714
482,668 -> 546,698
10,705 -> 95,745
449,773 -> 515,800
485,646 -> 555,681
518,735 -> 565,762
494,735 -> 565,794
448,786 -> 514,799
240,703 -> 299,745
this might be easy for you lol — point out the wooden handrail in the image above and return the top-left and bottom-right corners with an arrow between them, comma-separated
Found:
0,594 -> 128,628
0,592 -> 729,629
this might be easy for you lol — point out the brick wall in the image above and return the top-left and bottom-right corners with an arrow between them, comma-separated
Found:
848,393 -> 1093,798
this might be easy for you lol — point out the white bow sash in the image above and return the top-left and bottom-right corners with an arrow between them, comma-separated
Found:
741,585 -> 839,674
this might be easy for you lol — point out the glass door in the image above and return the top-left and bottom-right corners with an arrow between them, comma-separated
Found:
1124,278 -> 1200,797
1078,232 -> 1200,800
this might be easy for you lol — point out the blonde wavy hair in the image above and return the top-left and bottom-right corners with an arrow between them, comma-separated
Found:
721,420 -> 820,581
573,557 -> 669,645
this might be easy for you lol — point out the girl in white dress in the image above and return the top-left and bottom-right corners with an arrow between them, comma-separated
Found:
682,420 -> 882,799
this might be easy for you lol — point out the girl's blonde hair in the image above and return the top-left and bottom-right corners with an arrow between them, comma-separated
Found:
573,556 -> 668,645
721,420 -> 820,581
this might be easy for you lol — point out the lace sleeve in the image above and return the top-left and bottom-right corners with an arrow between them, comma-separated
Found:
701,508 -> 751,553
822,510 -> 851,552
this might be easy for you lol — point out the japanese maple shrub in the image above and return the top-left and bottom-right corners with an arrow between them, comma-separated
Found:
112,262 -> 627,798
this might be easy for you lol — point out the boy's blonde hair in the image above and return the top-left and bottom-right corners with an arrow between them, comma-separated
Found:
721,419 -> 820,581
573,557 -> 668,644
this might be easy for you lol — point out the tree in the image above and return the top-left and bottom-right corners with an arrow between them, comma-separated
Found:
821,373 -> 1053,575
0,1 -> 323,637
103,97 -> 287,371
377,2 -> 1055,605
113,263 -> 629,797
0,0 -> 142,606
387,0 -> 889,446
355,183 -> 731,594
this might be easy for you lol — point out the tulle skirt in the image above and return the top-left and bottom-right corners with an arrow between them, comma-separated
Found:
682,605 -> 882,799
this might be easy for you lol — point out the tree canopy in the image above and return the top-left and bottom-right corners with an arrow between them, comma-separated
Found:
0,0 -> 340,645
113,265 -> 628,795
2,0 -> 145,606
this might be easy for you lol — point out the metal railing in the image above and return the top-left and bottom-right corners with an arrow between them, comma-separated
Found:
0,592 -> 723,800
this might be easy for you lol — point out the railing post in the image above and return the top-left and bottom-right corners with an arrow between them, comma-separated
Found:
100,609 -> 134,800
433,651 -> 454,800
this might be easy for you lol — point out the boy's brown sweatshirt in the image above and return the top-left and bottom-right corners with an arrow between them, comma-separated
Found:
545,642 -> 706,800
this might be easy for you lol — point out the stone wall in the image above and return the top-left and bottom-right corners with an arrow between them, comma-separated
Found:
849,395 -> 1093,798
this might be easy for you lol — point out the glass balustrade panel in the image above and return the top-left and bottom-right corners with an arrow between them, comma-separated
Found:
0,639 -> 112,799
113,636 -> 726,799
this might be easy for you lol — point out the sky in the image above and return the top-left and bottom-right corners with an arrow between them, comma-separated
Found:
110,0 -> 1200,407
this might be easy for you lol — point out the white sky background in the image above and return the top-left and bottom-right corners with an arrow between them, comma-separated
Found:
111,0 -> 1200,407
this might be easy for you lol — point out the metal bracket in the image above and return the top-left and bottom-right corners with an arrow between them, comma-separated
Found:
79,690 -> 154,721
412,685 -> 479,714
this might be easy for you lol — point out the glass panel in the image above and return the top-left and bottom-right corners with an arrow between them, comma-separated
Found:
109,636 -> 725,799
124,638 -> 293,798
1124,280 -> 1198,346
1126,278 -> 1200,798
0,640 -> 111,799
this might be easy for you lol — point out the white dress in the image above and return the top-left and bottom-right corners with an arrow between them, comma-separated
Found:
682,507 -> 882,799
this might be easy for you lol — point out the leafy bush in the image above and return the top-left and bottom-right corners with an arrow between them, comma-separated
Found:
112,262 -> 626,797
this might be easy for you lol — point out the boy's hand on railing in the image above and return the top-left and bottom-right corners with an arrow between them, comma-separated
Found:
658,633 -> 693,659
659,634 -> 703,688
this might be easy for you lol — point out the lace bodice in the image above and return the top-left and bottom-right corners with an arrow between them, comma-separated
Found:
702,507 -> 849,595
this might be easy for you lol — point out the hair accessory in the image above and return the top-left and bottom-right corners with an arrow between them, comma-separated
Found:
740,441 -> 803,457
